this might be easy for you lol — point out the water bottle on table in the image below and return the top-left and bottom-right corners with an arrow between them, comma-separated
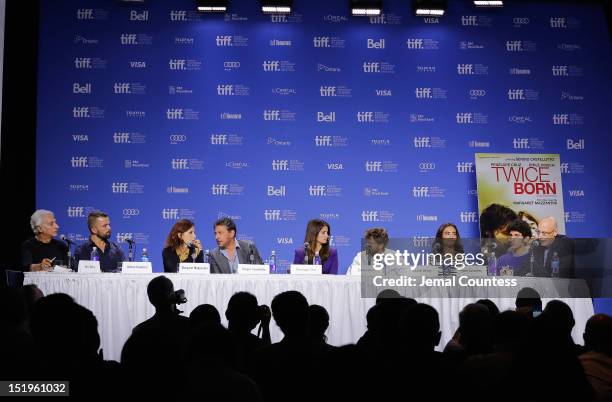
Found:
314,252 -> 321,266
141,248 -> 149,263
269,250 -> 277,274
551,252 -> 560,278
90,246 -> 100,261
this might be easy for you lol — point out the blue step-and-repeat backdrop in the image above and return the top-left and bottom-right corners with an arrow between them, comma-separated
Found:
36,0 -> 612,274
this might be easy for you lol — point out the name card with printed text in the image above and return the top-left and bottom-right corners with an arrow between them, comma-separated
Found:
179,263 -> 211,274
290,264 -> 323,275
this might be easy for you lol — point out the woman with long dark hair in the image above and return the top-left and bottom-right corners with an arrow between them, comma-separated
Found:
433,223 -> 464,255
293,219 -> 338,274
162,219 -> 204,272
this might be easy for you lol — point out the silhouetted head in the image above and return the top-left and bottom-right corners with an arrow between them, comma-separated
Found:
493,310 -> 529,351
477,299 -> 500,316
375,289 -> 402,304
226,292 -> 259,332
583,314 -> 612,355
459,303 -> 492,353
147,276 -> 174,311
271,291 -> 309,338
399,303 -> 441,351
309,304 -> 330,343
19,284 -> 44,317
515,287 -> 542,314
190,304 -> 221,328
184,323 -> 235,369
543,300 -> 575,336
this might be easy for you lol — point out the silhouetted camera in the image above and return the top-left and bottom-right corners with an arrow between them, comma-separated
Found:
168,289 -> 187,305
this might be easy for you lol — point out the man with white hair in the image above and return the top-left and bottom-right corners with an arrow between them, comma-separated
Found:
532,216 -> 575,278
20,209 -> 68,271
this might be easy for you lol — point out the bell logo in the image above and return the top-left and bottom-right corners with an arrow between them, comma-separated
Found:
170,10 -> 187,21
361,211 -> 379,222
460,212 -> 477,223
67,207 -> 85,218
315,136 -> 332,146
457,162 -> 474,173
162,209 -> 179,220
112,182 -> 129,193
171,159 -> 189,170
367,39 -> 385,49
169,59 -> 186,70
75,58 -> 92,69
267,186 -> 286,196
365,161 -> 382,172
73,83 -> 91,94
130,10 -> 149,21
313,37 -> 330,47
166,108 -> 184,119
264,210 -> 282,221
317,112 -> 335,122
114,83 -> 131,94
363,62 -> 380,73
71,157 -> 88,168
412,186 -> 430,197
567,139 -> 584,150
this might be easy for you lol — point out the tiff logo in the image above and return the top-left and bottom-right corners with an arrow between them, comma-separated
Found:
71,157 -> 88,168
365,161 -> 382,172
552,65 -> 568,76
560,163 -> 569,174
170,10 -> 187,21
406,39 -> 423,49
361,211 -> 378,222
309,185 -> 326,196
171,159 -> 189,169
114,83 -> 131,94
162,208 -> 179,219
112,182 -> 129,193
120,34 -> 138,45
461,15 -> 478,26
320,86 -> 336,97
216,35 -> 233,46
315,136 -> 332,146
166,108 -> 184,119
413,186 -> 430,197
456,113 -> 473,124
264,210 -> 281,221
74,58 -> 92,69
169,59 -> 186,70
457,64 -> 474,75
550,17 -> 567,28
460,211 -> 477,223
73,107 -> 90,118
506,41 -> 523,51
77,9 -> 94,20
113,132 -> 130,143
67,207 -> 85,218
553,114 -> 570,125
415,88 -> 432,99
457,162 -> 474,173
363,62 -> 380,73
211,184 -> 229,195
263,110 -> 281,121
508,89 -> 525,100
211,134 -> 228,145
357,112 -> 374,122
313,37 -> 330,47
413,137 -> 431,148
262,61 -> 280,72
513,138 -> 529,149
217,85 -> 234,96
272,160 -> 289,170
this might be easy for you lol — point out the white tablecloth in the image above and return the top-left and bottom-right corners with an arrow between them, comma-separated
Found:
24,273 -> 595,362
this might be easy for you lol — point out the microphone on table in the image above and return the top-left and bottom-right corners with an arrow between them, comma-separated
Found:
60,234 -> 76,245
187,241 -> 197,261
249,242 -> 255,264
365,244 -> 374,266
303,242 -> 310,264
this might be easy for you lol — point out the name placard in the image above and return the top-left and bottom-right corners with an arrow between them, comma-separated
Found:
121,262 -> 153,274
290,264 -> 322,275
78,260 -> 101,274
237,264 -> 269,275
179,263 -> 210,274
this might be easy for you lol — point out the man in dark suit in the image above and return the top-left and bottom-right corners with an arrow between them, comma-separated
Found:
209,217 -> 263,274
533,217 -> 575,278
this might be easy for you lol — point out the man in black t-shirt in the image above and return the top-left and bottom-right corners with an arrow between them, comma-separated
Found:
21,209 -> 68,271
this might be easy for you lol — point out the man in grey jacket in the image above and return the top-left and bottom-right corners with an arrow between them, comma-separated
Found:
209,217 -> 263,274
